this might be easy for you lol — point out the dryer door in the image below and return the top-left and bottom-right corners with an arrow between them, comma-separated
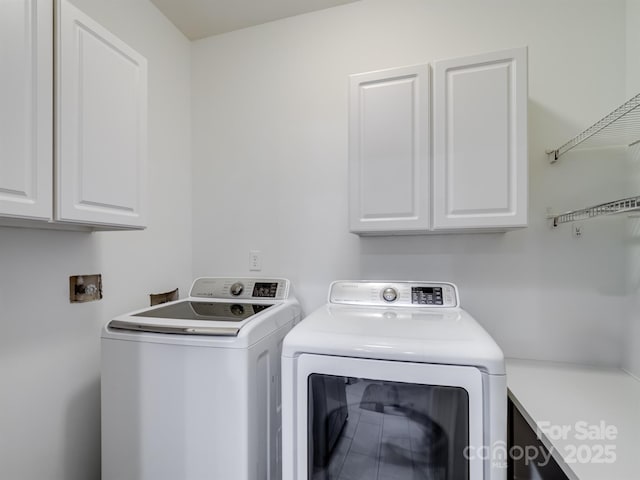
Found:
287,354 -> 485,480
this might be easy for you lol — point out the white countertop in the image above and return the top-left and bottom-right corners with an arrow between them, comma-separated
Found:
506,359 -> 640,480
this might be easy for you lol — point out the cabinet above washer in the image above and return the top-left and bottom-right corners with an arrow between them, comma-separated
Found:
0,0 -> 147,231
349,47 -> 528,235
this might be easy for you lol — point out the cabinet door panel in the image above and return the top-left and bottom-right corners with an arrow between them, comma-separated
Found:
57,0 -> 147,228
349,65 -> 429,234
0,0 -> 52,220
433,48 -> 527,230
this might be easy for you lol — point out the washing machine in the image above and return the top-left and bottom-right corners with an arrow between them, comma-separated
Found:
282,281 -> 506,480
101,277 -> 301,480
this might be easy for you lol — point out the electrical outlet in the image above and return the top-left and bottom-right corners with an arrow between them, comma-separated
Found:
249,250 -> 262,271
572,223 -> 583,238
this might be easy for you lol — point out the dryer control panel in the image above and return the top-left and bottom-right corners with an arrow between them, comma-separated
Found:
329,281 -> 458,308
189,277 -> 290,300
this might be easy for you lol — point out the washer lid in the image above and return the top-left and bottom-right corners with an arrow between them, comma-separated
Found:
108,300 -> 274,336
133,301 -> 272,321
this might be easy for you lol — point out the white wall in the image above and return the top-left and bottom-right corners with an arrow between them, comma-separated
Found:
624,0 -> 640,379
0,1 -> 192,479
0,1 -> 632,477
192,0 -> 630,366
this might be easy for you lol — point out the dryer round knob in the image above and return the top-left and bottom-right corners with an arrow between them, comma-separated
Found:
382,287 -> 398,302
230,282 -> 244,296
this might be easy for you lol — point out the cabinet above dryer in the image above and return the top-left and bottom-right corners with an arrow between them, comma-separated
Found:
349,47 -> 528,235
0,0 -> 147,231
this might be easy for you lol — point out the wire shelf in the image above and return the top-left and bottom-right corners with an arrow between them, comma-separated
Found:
548,195 -> 640,227
547,93 -> 640,163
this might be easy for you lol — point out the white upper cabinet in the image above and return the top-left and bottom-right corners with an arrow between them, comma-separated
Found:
0,0 -> 147,231
0,0 -> 53,221
349,47 -> 528,235
56,0 -> 147,228
432,47 -> 528,230
349,65 -> 430,234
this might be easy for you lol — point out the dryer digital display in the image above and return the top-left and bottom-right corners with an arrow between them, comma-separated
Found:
411,286 -> 443,305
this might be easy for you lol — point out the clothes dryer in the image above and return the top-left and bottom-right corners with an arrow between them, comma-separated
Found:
282,281 -> 506,480
102,277 -> 301,480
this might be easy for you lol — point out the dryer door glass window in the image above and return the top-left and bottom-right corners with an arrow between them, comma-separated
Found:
307,375 -> 469,480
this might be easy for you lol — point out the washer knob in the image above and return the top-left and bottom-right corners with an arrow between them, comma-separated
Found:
382,287 -> 398,303
230,282 -> 244,296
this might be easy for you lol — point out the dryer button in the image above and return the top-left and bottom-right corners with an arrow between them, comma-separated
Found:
382,287 -> 398,303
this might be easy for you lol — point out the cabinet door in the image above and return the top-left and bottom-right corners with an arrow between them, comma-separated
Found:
56,0 -> 147,228
432,48 -> 527,230
0,0 -> 52,220
349,65 -> 430,234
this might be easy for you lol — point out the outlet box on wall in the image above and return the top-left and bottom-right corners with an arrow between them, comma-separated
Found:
69,274 -> 103,303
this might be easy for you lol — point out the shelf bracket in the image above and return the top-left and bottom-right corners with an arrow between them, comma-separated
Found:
546,149 -> 559,164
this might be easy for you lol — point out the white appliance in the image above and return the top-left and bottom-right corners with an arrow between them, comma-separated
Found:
101,277 -> 301,480
282,281 -> 506,480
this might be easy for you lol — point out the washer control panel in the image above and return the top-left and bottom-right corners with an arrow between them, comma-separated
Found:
190,277 -> 290,300
329,281 -> 458,308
